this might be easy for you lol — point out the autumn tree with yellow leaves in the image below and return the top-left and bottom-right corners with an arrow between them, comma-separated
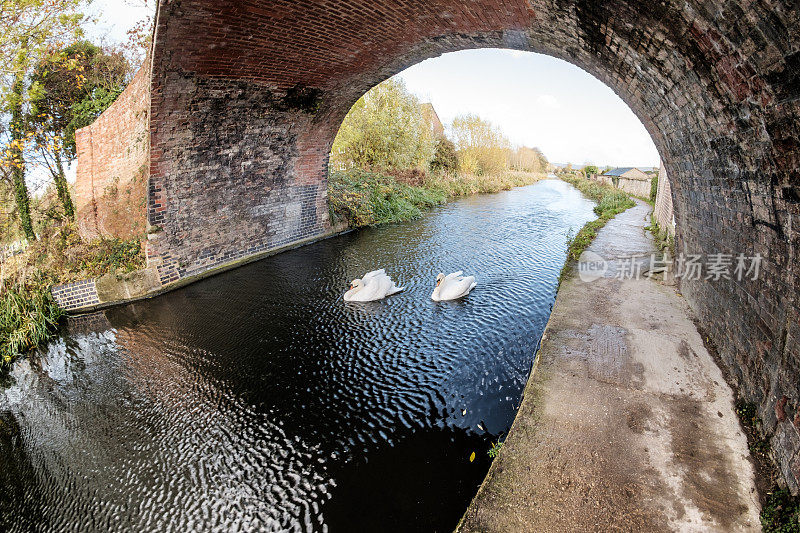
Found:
0,0 -> 88,240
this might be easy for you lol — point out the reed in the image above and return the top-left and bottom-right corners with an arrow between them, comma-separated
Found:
0,272 -> 62,368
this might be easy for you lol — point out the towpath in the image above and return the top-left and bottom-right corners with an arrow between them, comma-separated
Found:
457,201 -> 760,532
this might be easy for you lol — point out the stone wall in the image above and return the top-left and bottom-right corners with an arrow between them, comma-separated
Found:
74,60 -> 150,240
145,0 -> 799,492
592,173 -> 652,198
654,167 -> 675,236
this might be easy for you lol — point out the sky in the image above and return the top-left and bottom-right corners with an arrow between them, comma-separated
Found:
86,2 -> 660,169
397,50 -> 660,167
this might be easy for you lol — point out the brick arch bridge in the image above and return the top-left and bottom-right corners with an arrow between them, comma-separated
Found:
76,0 -> 799,490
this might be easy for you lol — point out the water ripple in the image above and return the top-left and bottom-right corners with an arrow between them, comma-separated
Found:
0,179 -> 596,532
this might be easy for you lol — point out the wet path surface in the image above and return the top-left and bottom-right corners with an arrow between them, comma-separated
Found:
0,179 -> 596,532
458,201 -> 761,532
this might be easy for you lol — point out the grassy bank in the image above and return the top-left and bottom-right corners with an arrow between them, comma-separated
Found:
328,168 -> 543,228
558,173 -> 636,284
0,224 -> 145,370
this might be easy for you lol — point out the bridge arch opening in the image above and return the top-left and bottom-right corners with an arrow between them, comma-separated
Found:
144,0 -> 799,493
323,47 -> 662,184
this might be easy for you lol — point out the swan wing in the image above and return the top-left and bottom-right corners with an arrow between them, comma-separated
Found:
386,277 -> 405,296
445,271 -> 464,281
362,269 -> 386,280
440,275 -> 476,300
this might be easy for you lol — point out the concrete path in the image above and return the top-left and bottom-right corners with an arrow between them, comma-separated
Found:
457,201 -> 761,532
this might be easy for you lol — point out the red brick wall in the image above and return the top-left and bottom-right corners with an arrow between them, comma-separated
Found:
74,60 -> 150,240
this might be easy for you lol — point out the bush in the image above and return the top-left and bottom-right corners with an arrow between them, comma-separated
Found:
328,169 -> 445,228
1,223 -> 146,293
385,167 -> 428,187
451,114 -> 511,176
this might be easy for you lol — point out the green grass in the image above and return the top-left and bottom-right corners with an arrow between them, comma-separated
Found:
0,272 -> 62,369
645,216 -> 675,256
557,174 -> 636,284
762,488 -> 800,532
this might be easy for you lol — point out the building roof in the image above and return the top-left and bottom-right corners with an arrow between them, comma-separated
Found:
605,166 -> 657,177
604,167 -> 637,176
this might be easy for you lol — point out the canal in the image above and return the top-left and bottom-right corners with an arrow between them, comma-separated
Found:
1,179 -> 596,532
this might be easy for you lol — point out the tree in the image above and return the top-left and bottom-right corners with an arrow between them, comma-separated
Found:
330,78 -> 435,172
28,41 -> 129,219
582,165 -> 599,177
6,62 -> 34,239
0,0 -> 87,239
450,114 -> 511,176
119,0 -> 155,67
429,134 -> 458,176
509,146 -> 548,174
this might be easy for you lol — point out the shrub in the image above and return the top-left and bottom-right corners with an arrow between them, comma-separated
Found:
650,175 -> 659,204
582,165 -> 599,177
451,114 -> 511,176
385,167 -> 428,187
429,135 -> 458,176
3,223 -> 145,286
329,78 -> 435,172
328,169 -> 445,228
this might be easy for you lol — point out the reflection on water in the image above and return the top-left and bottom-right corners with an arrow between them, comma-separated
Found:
0,179 -> 596,532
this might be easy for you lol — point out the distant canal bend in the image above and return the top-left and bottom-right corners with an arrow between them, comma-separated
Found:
1,179 -> 596,532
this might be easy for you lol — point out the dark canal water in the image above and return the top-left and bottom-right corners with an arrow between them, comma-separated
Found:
0,179 -> 596,532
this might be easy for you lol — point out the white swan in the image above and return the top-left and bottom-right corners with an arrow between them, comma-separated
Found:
344,269 -> 405,302
431,271 -> 477,301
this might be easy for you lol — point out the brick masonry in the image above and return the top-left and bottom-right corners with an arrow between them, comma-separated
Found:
74,60 -> 151,240
67,0 -> 799,492
51,279 -> 100,311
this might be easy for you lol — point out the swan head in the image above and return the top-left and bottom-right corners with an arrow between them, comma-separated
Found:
349,279 -> 364,291
435,273 -> 445,287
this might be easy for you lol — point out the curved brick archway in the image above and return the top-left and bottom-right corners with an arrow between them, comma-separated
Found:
147,0 -> 800,490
